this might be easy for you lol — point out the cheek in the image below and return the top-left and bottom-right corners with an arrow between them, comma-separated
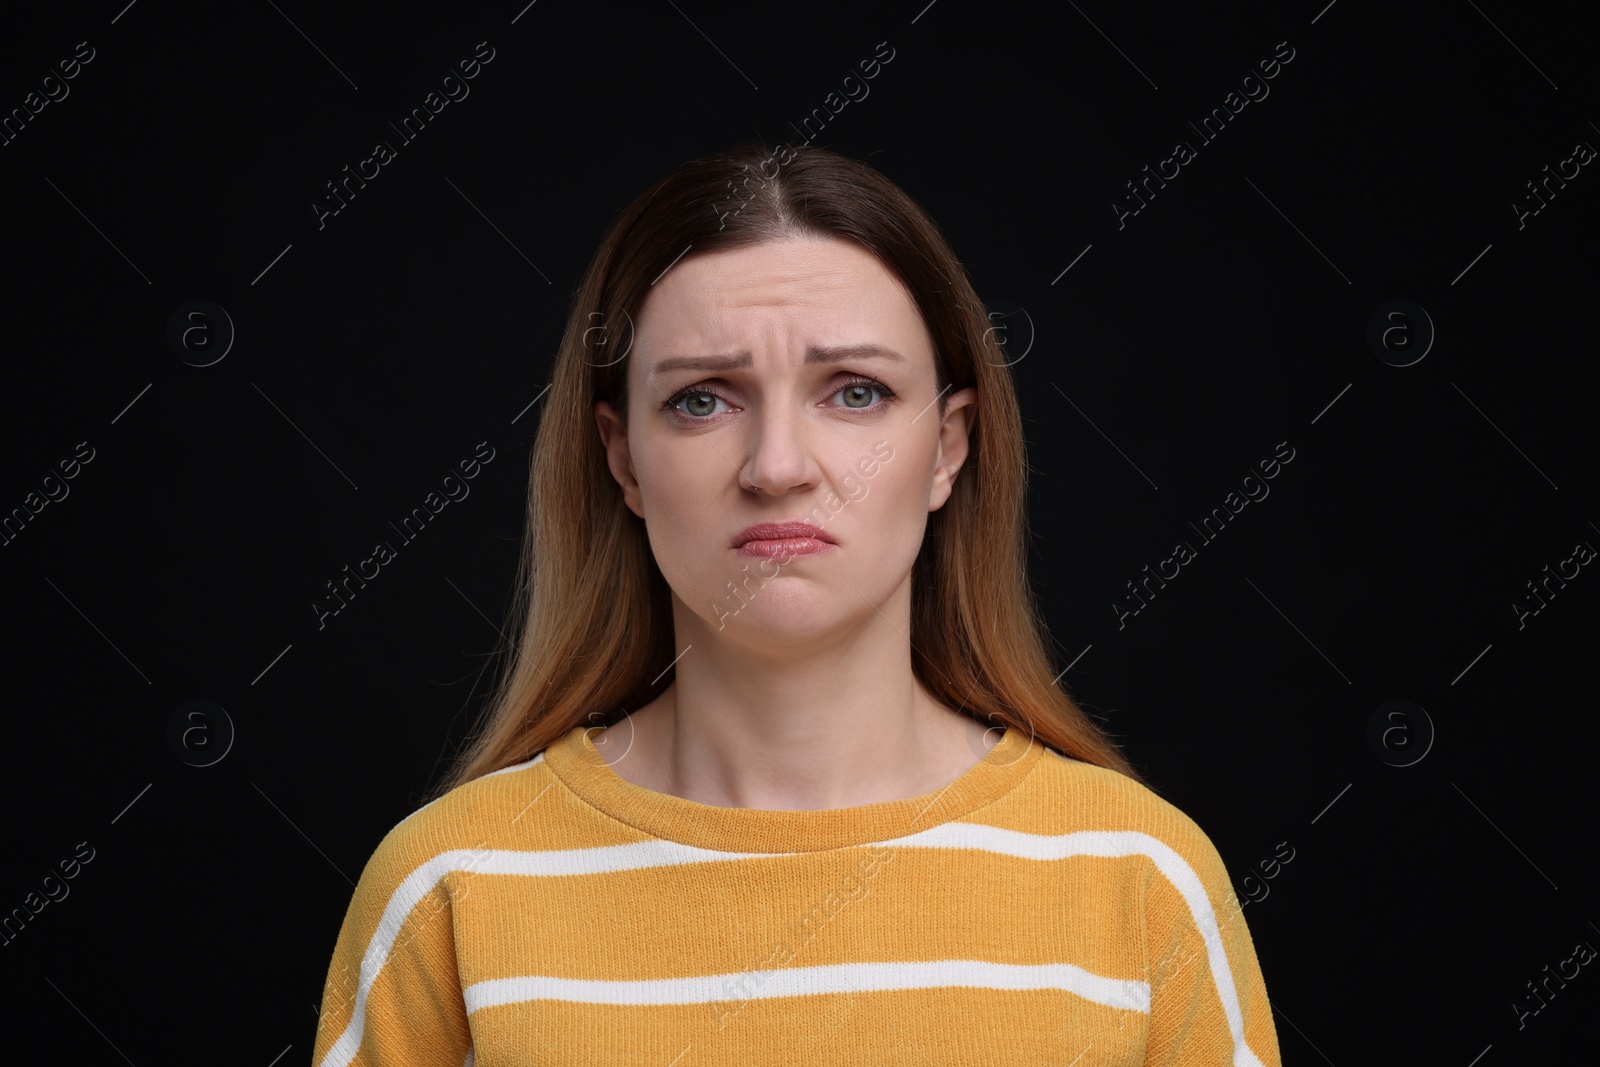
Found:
634,447 -> 723,578
847,441 -> 935,552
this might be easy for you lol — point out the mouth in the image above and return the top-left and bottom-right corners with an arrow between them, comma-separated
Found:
730,520 -> 838,558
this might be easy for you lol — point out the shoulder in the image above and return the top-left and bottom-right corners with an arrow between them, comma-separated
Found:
353,748 -> 561,897
989,745 -> 1237,891
1027,745 -> 1207,832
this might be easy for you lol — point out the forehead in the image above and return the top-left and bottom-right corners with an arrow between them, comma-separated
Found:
632,235 -> 930,370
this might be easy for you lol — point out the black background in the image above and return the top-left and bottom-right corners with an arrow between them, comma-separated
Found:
2,1 -> 1596,1063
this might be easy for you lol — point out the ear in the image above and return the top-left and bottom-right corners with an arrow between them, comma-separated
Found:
594,401 -> 646,518
927,387 -> 978,512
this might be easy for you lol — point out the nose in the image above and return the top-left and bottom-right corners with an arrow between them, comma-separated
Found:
738,401 -> 821,495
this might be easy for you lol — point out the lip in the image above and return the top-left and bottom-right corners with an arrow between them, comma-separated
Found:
735,537 -> 836,560
730,520 -> 837,549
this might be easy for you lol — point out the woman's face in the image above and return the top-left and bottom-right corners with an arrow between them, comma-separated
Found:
594,234 -> 976,647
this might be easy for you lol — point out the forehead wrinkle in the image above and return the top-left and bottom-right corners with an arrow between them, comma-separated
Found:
706,270 -> 865,313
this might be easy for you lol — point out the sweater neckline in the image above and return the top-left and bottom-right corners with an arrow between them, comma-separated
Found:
541,722 -> 1044,854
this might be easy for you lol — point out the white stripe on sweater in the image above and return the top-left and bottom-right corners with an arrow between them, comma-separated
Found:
464,958 -> 1149,1014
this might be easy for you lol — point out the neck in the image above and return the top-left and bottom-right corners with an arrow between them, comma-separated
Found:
594,588 -> 996,810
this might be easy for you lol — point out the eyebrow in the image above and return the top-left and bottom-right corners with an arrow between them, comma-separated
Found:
647,343 -> 906,379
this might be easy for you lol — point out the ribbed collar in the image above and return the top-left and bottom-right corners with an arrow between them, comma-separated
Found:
542,723 -> 1043,854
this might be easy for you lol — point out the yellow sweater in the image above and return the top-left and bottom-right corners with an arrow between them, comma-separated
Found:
312,725 -> 1282,1066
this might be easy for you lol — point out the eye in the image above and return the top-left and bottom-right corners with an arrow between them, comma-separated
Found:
835,376 -> 896,410
659,375 -> 898,423
660,386 -> 733,420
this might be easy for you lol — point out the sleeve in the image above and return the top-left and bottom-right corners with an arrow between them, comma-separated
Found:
310,818 -> 473,1067
1140,821 -> 1282,1067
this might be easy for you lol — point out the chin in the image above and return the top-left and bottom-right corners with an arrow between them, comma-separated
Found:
704,589 -> 857,642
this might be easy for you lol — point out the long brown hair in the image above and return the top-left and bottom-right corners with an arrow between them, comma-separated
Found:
428,141 -> 1142,799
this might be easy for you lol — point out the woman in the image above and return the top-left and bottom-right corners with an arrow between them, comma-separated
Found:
311,142 -> 1282,1066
